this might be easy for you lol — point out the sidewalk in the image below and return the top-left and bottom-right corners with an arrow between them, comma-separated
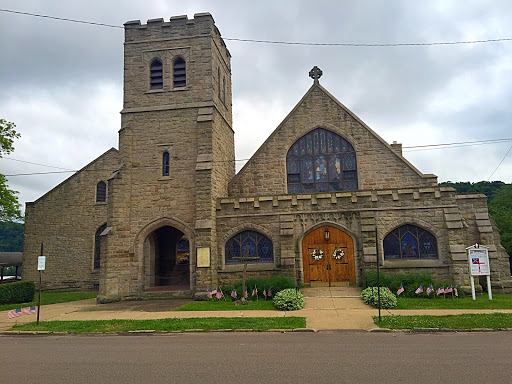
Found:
2,287 -> 512,332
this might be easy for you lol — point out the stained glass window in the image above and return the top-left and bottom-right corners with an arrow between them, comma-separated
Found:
383,224 -> 438,260
162,152 -> 170,176
286,128 -> 358,193
225,231 -> 273,264
96,181 -> 106,203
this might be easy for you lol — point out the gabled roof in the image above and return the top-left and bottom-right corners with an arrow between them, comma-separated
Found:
230,81 -> 433,187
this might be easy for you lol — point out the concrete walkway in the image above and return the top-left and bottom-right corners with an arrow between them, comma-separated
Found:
2,287 -> 512,332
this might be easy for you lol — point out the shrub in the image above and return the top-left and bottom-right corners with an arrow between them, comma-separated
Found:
272,288 -> 304,311
361,286 -> 397,309
0,281 -> 35,304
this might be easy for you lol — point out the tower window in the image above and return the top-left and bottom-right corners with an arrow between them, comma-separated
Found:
150,59 -> 163,90
173,58 -> 186,88
162,152 -> 170,176
96,181 -> 106,203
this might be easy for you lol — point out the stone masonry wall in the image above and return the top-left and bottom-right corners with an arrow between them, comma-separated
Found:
23,149 -> 119,290
228,84 -> 437,197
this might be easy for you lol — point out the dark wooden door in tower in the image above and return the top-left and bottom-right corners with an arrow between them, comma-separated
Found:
302,226 -> 355,286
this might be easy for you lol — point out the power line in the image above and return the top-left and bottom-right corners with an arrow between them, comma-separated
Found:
2,8 -> 512,48
1,157 -> 75,171
487,143 -> 512,181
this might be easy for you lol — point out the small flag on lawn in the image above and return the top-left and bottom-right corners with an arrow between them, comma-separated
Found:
454,285 -> 459,297
267,288 -> 272,298
415,285 -> 423,294
436,286 -> 444,296
211,288 -> 217,296
445,285 -> 453,294
263,289 -> 267,299
216,289 -> 223,300
426,285 -> 434,295
8,308 -> 22,319
23,306 -> 36,315
231,288 -> 237,299
207,288 -> 212,299
252,286 -> 258,297
244,288 -> 248,299
397,284 -> 404,296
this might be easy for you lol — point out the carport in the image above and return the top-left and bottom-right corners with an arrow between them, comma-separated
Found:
0,252 -> 22,283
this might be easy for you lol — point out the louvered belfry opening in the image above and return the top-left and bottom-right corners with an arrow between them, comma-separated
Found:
150,59 -> 163,89
173,58 -> 186,88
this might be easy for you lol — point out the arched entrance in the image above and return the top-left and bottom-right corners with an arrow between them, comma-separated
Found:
302,225 -> 355,286
145,225 -> 190,290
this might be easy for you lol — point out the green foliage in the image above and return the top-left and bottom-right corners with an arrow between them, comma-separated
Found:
272,288 -> 304,311
0,290 -> 97,311
0,281 -> 35,304
175,300 -> 276,311
221,274 -> 296,300
361,286 -> 397,309
0,221 -> 24,251
440,181 -> 505,202
0,119 -> 22,222
375,313 -> 512,330
489,185 -> 512,256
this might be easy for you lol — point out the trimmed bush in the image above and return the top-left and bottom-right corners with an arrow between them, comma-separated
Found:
361,286 -> 397,309
272,288 -> 304,311
0,281 -> 35,304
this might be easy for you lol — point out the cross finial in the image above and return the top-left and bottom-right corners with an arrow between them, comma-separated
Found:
309,66 -> 322,84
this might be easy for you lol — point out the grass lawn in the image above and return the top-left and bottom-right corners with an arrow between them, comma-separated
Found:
0,291 -> 97,312
175,300 -> 276,311
12,317 -> 306,333
396,293 -> 512,310
375,313 -> 512,330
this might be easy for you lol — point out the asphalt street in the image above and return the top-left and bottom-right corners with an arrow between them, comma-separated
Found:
2,331 -> 512,383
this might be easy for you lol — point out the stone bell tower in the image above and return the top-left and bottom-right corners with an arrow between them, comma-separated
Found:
98,13 -> 234,301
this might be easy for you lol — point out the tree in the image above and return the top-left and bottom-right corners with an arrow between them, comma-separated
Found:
0,119 -> 22,222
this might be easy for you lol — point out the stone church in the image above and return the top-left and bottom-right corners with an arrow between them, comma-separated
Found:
22,13 -> 512,301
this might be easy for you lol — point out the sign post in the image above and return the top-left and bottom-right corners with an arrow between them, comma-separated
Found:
466,244 -> 492,301
37,243 -> 46,325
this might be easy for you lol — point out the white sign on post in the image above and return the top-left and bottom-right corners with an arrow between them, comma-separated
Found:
466,244 -> 492,301
37,256 -> 46,271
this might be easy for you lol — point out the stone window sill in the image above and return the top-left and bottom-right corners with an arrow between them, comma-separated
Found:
158,176 -> 173,181
94,202 -> 107,206
382,259 -> 445,269
221,263 -> 276,272
145,89 -> 166,94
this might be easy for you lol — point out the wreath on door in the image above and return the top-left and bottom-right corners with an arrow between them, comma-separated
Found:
333,248 -> 345,260
311,248 -> 324,260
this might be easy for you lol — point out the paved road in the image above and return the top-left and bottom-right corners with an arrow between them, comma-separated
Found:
2,332 -> 512,383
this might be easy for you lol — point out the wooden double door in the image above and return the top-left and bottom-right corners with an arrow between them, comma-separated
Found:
302,225 -> 355,286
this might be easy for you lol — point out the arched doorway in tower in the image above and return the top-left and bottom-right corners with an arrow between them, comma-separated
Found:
145,225 -> 190,290
302,225 -> 355,287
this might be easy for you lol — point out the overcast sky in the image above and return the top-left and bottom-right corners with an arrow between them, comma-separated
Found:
1,1 -> 511,213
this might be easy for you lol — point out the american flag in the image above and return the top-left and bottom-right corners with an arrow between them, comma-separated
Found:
267,288 -> 272,298
211,288 -> 217,296
216,289 -> 223,300
445,285 -> 453,294
263,289 -> 267,299
397,284 -> 404,296
207,288 -> 212,299
415,285 -> 423,294
454,285 -> 459,297
426,285 -> 434,295
231,288 -> 237,299
252,286 -> 258,297
436,286 -> 444,296
23,306 -> 36,315
8,308 -> 22,319
244,288 -> 248,299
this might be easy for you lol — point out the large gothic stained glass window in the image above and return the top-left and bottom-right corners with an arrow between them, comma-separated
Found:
383,224 -> 438,260
286,128 -> 358,193
225,231 -> 273,264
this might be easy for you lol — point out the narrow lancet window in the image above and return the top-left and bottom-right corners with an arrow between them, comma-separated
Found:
173,58 -> 186,88
150,59 -> 163,90
162,152 -> 170,176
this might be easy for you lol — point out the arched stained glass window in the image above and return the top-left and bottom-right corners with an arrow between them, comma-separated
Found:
94,223 -> 107,269
173,57 -> 186,88
383,224 -> 438,260
150,59 -> 163,90
225,231 -> 273,264
96,181 -> 106,203
286,128 -> 357,193
162,152 -> 170,176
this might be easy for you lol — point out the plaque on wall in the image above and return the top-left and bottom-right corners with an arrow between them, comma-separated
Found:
197,247 -> 211,268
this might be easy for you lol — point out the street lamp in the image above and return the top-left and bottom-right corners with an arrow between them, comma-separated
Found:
324,227 -> 330,242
